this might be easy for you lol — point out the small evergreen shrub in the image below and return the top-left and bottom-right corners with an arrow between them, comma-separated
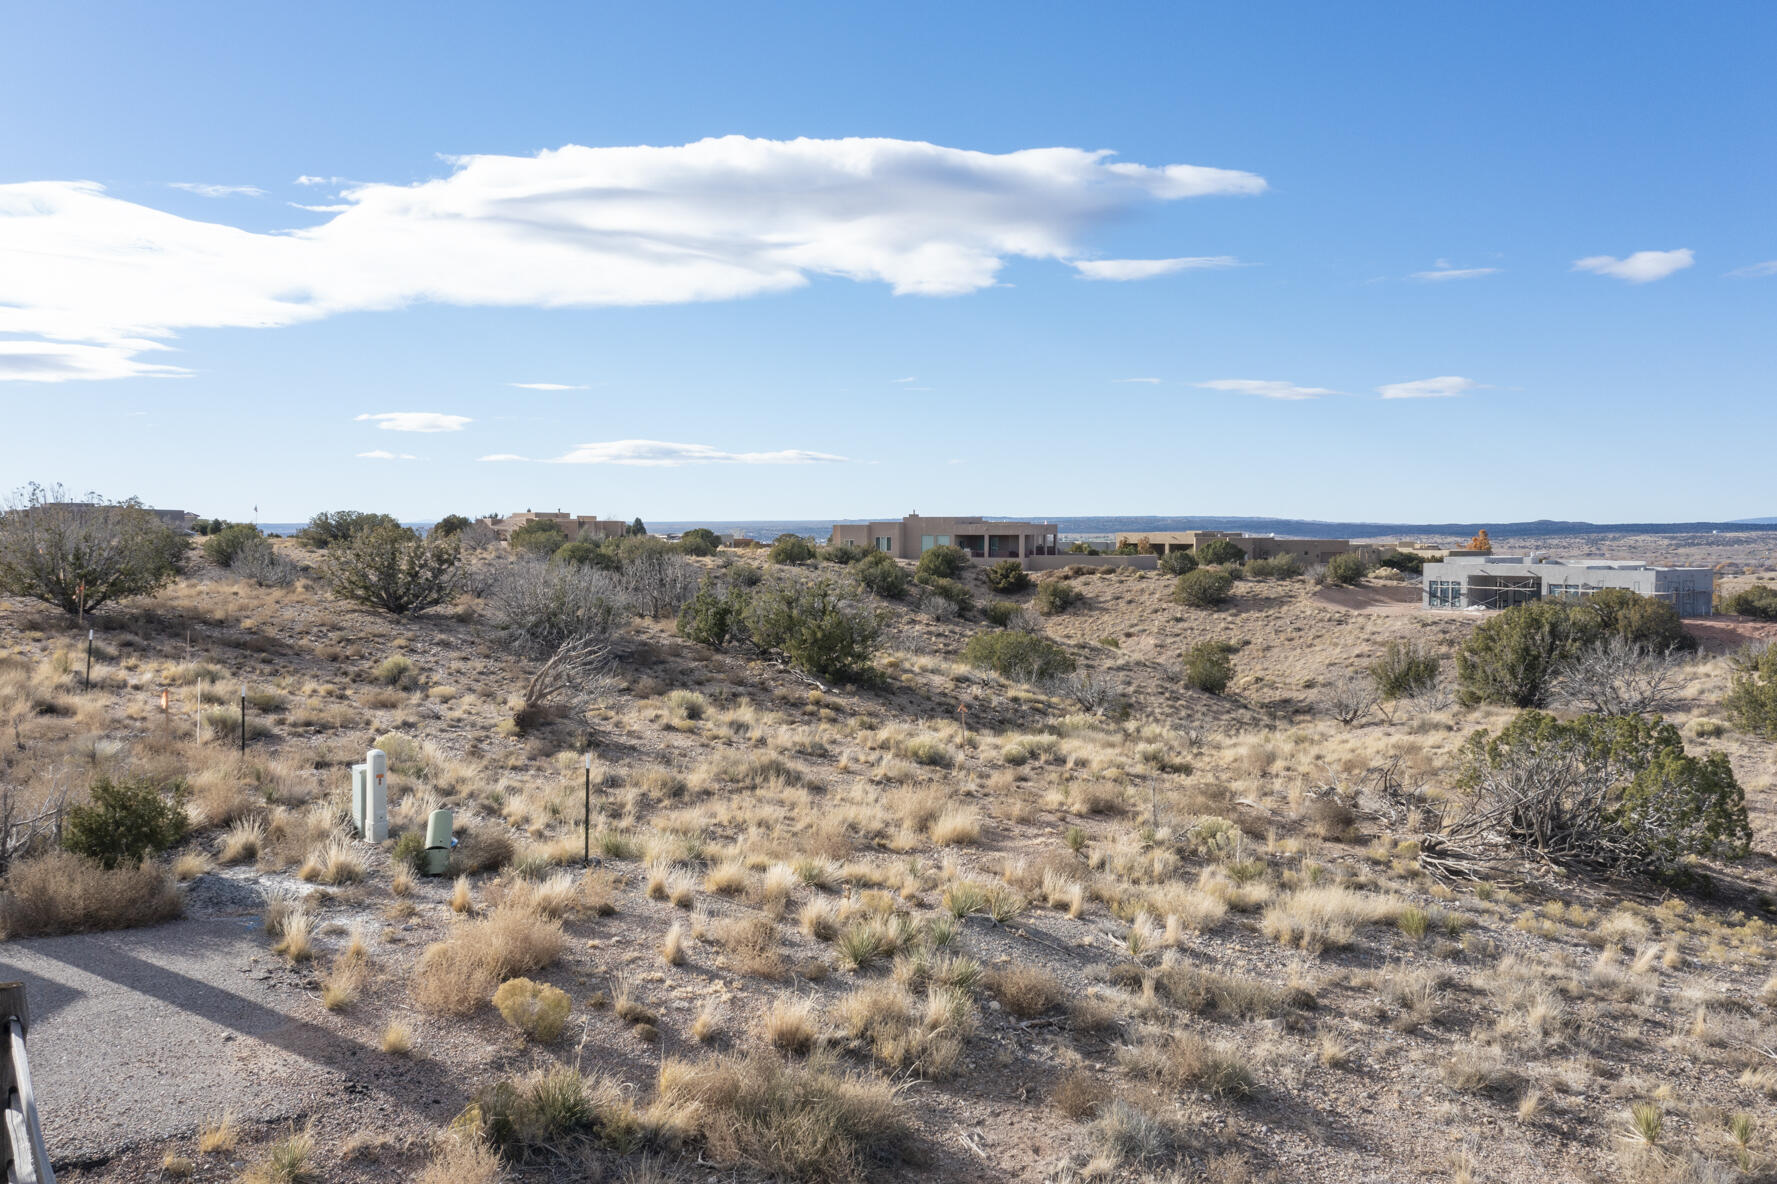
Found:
1034,581 -> 1082,616
822,542 -> 870,565
984,559 -> 1031,593
961,631 -> 1074,682
853,552 -> 909,599
1244,554 -> 1303,579
1720,584 -> 1777,619
64,776 -> 189,868
1157,550 -> 1198,576
551,542 -> 599,566
493,977 -> 572,1041
768,534 -> 815,565
1370,640 -> 1442,700
1182,641 -> 1234,695
915,545 -> 968,582
1195,539 -> 1246,566
1325,553 -> 1372,585
1173,568 -> 1234,608
202,523 -> 263,568
921,577 -> 974,615
1724,643 -> 1777,739
983,601 -> 1021,627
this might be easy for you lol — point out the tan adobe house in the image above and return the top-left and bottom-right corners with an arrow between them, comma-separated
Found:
831,514 -> 1061,563
1114,529 -> 1352,564
480,511 -> 629,544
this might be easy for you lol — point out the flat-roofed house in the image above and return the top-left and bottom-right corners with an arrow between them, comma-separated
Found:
1421,554 -> 1714,616
480,511 -> 628,544
1113,530 -> 1352,564
831,515 -> 1060,563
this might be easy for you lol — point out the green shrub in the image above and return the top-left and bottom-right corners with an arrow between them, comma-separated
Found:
392,830 -> 427,872
677,581 -> 746,649
509,519 -> 568,557
739,579 -> 883,681
679,528 -> 722,556
202,523 -> 263,568
768,534 -> 815,565
1244,554 -> 1303,579
1325,553 -> 1372,585
64,776 -> 189,868
915,545 -> 968,582
1724,643 -> 1777,739
983,601 -> 1022,627
1457,591 -> 1692,708
961,631 -> 1074,682
1182,641 -> 1234,695
1375,549 -> 1425,576
853,552 -> 909,599
1034,581 -> 1082,616
1195,539 -> 1246,566
1720,585 -> 1777,620
0,485 -> 188,615
298,510 -> 402,549
1369,640 -> 1441,700
1459,711 -> 1751,873
551,541 -> 600,567
430,514 -> 471,537
984,559 -> 1031,593
1157,550 -> 1198,576
320,525 -> 461,615
921,576 -> 974,615
1173,568 -> 1234,608
822,542 -> 869,565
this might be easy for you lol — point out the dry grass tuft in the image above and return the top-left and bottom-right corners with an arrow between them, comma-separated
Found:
0,851 -> 182,939
761,994 -> 822,1055
983,965 -> 1066,1019
493,977 -> 572,1041
413,904 -> 566,1014
654,1051 -> 908,1182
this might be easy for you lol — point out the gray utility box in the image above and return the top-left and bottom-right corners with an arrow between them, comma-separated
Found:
422,807 -> 454,877
349,748 -> 390,841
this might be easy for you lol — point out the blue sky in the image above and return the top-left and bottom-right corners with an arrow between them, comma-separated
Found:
2,2 -> 1773,524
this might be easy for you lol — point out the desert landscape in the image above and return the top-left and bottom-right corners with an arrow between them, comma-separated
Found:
2,514 -> 1774,1184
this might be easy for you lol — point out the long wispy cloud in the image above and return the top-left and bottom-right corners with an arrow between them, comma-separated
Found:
1727,260 -> 1777,278
508,382 -> 587,390
1378,375 -> 1478,400
355,411 -> 472,432
0,137 -> 1265,382
1410,259 -> 1498,282
1071,255 -> 1240,281
1195,379 -> 1339,400
356,449 -> 418,460
1572,249 -> 1693,283
169,182 -> 266,198
480,439 -> 848,466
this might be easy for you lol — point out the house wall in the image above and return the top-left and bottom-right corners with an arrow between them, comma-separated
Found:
1420,558 -> 1715,616
831,515 -> 1061,564
1114,531 -> 1352,563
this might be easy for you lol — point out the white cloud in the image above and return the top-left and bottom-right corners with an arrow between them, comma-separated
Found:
295,175 -> 348,187
1115,377 -> 1161,384
354,411 -> 472,432
1728,260 -> 1777,278
1410,262 -> 1498,281
0,339 -> 189,382
356,449 -> 417,460
508,382 -> 587,390
169,182 -> 265,198
0,137 -> 1265,380
546,439 -> 848,466
1195,378 -> 1338,400
1377,375 -> 1478,400
1071,255 -> 1240,281
477,453 -> 529,462
1572,249 -> 1693,283
891,376 -> 918,383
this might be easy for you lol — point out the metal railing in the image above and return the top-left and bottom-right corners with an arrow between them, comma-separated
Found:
1,983 -> 53,1184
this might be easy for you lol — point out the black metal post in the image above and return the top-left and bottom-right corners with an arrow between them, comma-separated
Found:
239,683 -> 247,755
583,755 -> 591,865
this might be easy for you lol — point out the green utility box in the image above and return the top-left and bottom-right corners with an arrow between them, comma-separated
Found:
421,807 -> 454,877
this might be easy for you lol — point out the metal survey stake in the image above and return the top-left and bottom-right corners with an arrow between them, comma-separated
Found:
583,753 -> 592,865
239,681 -> 247,754
84,629 -> 93,690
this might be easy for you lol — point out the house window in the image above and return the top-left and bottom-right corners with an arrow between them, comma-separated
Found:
875,536 -> 892,552
937,535 -> 950,547
921,535 -> 934,552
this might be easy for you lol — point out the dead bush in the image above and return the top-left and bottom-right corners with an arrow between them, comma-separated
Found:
0,851 -> 182,937
983,964 -> 1066,1019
